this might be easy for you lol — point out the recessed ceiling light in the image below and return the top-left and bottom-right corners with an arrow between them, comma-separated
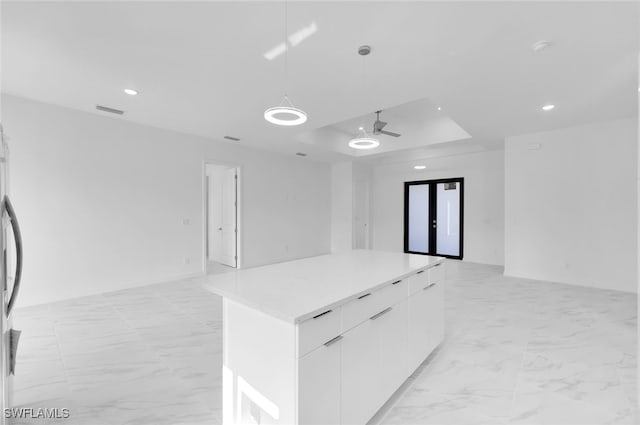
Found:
123,88 -> 138,96
437,107 -> 442,111
542,104 -> 555,111
414,165 -> 426,170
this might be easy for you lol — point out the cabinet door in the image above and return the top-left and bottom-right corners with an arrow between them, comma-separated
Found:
408,288 -> 430,372
424,282 -> 444,355
298,338 -> 342,425
341,320 -> 379,425
374,301 -> 408,402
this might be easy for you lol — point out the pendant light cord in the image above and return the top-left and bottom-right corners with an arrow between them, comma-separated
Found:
284,0 -> 288,97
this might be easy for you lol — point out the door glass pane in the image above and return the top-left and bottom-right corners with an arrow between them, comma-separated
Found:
436,182 -> 460,256
408,184 -> 429,253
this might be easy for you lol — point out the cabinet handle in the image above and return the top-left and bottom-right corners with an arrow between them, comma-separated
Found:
423,283 -> 437,290
323,335 -> 343,347
433,263 -> 442,268
357,293 -> 371,300
312,309 -> 332,319
391,280 -> 401,285
370,307 -> 392,320
416,270 -> 425,274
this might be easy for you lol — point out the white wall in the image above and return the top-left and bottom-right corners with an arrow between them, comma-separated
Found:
2,95 -> 331,306
505,118 -> 637,293
330,162 -> 353,252
371,150 -> 505,266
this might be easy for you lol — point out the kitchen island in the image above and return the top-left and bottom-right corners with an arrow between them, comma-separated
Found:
200,250 -> 445,425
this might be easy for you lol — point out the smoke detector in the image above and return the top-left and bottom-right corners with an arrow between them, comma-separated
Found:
358,45 -> 371,56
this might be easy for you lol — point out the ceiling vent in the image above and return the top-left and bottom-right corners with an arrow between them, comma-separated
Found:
96,105 -> 124,115
224,136 -> 241,141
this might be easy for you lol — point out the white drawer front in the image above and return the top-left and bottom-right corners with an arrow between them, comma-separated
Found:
408,269 -> 429,294
428,263 -> 445,284
298,306 -> 342,357
342,279 -> 407,332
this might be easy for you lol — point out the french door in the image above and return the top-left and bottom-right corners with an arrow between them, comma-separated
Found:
404,178 -> 464,259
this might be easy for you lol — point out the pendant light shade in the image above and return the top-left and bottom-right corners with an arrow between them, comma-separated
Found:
264,96 -> 308,126
349,127 -> 380,150
264,1 -> 307,126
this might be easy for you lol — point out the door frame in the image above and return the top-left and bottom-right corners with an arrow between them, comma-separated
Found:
202,161 -> 242,272
403,177 -> 464,260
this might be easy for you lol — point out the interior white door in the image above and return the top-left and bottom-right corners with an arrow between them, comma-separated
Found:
220,168 -> 237,267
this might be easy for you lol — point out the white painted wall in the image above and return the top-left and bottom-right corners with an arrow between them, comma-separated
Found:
505,118 -> 637,293
2,95 -> 331,306
371,150 -> 505,266
330,162 -> 353,252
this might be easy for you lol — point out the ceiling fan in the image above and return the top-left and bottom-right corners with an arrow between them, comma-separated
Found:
372,110 -> 401,137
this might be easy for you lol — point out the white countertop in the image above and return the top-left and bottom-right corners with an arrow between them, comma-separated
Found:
197,250 -> 444,323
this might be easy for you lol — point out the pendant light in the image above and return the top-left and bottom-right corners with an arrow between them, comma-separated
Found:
264,1 -> 307,126
349,126 -> 380,150
349,45 -> 379,150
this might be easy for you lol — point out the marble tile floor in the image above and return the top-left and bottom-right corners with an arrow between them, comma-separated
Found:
9,261 -> 637,425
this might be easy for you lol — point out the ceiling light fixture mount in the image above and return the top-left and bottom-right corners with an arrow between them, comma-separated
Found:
264,1 -> 307,126
414,165 -> 426,170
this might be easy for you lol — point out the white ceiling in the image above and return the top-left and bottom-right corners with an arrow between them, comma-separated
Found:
295,98 -> 471,157
2,1 -> 638,163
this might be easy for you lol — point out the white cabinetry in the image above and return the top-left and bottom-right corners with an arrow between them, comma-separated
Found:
340,319 -> 379,425
213,252 -> 445,425
299,337 -> 342,425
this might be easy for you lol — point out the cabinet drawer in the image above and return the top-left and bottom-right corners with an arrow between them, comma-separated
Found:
428,263 -> 445,284
342,279 -> 407,332
298,306 -> 342,357
408,269 -> 429,294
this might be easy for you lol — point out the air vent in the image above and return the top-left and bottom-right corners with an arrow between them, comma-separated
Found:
224,136 -> 240,141
96,105 -> 124,115
295,152 -> 307,157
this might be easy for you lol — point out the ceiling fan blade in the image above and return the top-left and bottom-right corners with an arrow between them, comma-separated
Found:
380,130 -> 401,137
374,120 -> 387,131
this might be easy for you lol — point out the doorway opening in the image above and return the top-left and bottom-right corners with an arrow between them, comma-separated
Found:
403,178 -> 464,259
203,162 -> 240,274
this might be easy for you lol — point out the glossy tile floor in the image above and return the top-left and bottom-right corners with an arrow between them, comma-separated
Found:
10,261 -> 637,425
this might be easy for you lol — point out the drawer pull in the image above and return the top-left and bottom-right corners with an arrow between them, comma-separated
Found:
416,270 -> 425,274
312,309 -> 333,319
370,307 -> 392,320
433,263 -> 442,267
423,283 -> 437,290
391,280 -> 401,285
323,335 -> 343,347
357,293 -> 371,300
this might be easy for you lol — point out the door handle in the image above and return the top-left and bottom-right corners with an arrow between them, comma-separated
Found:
3,196 -> 23,316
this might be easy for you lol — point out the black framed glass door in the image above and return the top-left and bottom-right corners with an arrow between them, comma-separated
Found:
404,178 -> 464,259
